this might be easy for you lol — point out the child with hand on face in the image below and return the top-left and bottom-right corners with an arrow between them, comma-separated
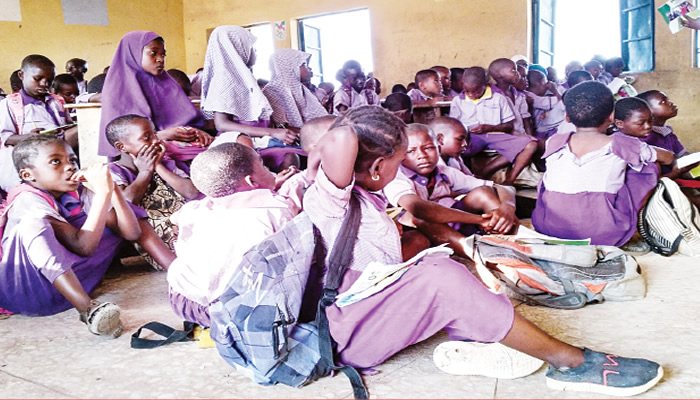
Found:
106,115 -> 200,270
0,134 -> 142,337
383,123 -> 517,259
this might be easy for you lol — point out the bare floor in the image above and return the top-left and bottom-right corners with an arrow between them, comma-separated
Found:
0,249 -> 698,399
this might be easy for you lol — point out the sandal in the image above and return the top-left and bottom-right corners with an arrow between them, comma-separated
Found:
79,300 -> 123,338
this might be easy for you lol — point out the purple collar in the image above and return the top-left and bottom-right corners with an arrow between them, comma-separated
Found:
353,185 -> 388,212
399,164 -> 449,187
20,89 -> 50,105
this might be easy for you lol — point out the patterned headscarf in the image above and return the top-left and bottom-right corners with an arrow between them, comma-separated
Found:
262,49 -> 328,128
98,31 -> 206,157
200,26 -> 272,122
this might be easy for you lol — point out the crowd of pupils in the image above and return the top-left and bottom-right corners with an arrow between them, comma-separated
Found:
1,25 -> 689,396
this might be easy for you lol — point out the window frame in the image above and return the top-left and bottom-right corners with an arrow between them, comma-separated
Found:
619,0 -> 655,73
532,0 -> 654,72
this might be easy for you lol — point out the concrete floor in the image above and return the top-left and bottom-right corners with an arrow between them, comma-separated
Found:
0,248 -> 698,399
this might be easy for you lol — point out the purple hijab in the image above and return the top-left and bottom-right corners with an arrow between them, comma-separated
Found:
98,31 -> 206,157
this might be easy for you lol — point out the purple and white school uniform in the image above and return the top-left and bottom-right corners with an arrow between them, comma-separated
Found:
440,156 -> 473,176
407,88 -> 432,104
99,31 -> 207,158
532,132 -> 659,246
0,186 -> 135,316
305,166 -> 514,369
491,85 -> 531,136
525,91 -> 566,140
642,125 -> 686,157
332,86 -> 367,115
0,90 -> 73,191
384,164 -> 491,210
383,164 -> 492,234
642,125 -> 686,175
449,86 -> 534,163
262,49 -> 328,129
0,90 -> 71,140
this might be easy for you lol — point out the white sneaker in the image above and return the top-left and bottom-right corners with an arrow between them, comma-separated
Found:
80,301 -> 123,338
433,341 -> 544,379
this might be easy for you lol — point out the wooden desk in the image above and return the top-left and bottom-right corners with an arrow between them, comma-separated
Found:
64,103 -> 107,168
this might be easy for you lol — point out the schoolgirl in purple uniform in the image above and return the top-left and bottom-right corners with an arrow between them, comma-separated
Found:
533,82 -> 673,246
0,135 -> 142,337
306,105 -> 662,396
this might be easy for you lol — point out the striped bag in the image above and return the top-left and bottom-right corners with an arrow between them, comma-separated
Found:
638,177 -> 700,256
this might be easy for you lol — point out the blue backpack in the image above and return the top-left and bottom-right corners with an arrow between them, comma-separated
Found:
209,195 -> 367,398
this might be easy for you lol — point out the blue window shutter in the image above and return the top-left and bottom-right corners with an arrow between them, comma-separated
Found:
620,0 -> 655,72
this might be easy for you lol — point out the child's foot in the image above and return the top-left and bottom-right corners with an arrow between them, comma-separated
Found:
433,341 -> 544,379
79,300 -> 123,338
545,348 -> 663,396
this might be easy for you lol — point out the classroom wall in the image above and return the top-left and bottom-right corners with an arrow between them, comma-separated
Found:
634,0 -> 700,152
0,0 -> 186,93
181,0 -> 531,96
182,0 -> 700,152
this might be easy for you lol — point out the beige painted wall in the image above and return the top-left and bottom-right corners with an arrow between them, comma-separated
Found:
181,0 -> 531,96
3,0 -> 697,151
182,0 -> 700,151
634,0 -> 700,151
0,0 -> 186,93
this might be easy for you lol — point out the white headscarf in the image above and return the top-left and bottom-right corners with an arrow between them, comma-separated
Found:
262,49 -> 328,128
200,25 -> 272,121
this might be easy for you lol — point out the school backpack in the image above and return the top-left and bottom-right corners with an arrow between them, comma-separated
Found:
638,177 -> 700,257
466,234 -> 646,309
4,92 -> 67,140
208,195 -> 368,399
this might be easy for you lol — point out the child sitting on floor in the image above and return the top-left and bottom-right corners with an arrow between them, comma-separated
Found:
0,55 -> 79,192
526,69 -> 565,141
262,49 -> 328,131
449,66 -> 536,186
98,31 -> 213,160
304,105 -> 662,396
489,58 -> 533,137
613,97 -> 681,177
0,134 -> 141,337
532,81 -> 673,246
584,59 -> 604,81
106,114 -> 200,270
636,90 -> 693,178
407,69 -> 444,124
383,123 -> 517,258
166,143 -> 303,327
